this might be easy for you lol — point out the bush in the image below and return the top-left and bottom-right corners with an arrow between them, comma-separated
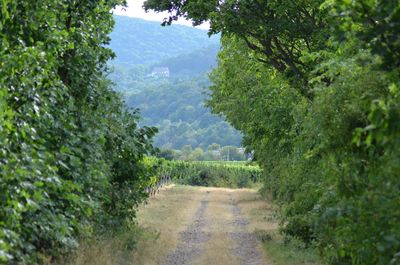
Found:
0,1 -> 156,263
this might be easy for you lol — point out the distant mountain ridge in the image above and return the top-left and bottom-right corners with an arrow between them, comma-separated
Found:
110,16 -> 219,67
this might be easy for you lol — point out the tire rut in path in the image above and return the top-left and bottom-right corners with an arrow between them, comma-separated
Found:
229,194 -> 265,265
160,195 -> 211,265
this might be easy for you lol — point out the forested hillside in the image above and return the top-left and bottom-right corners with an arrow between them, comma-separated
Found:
108,16 -> 241,150
108,44 -> 219,92
108,16 -> 220,93
110,16 -> 219,67
108,16 -> 219,92
144,0 -> 400,264
126,76 -> 242,149
153,44 -> 220,77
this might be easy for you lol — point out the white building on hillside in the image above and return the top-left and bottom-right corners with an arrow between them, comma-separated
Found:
151,67 -> 170,78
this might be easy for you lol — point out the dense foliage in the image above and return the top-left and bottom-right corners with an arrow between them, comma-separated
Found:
0,1 -> 156,263
144,0 -> 400,264
153,159 -> 261,188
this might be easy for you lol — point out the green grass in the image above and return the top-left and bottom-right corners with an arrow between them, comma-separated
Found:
257,230 -> 322,265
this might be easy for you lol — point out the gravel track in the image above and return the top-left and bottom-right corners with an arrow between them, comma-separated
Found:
158,190 -> 266,265
229,195 -> 265,265
160,197 -> 210,265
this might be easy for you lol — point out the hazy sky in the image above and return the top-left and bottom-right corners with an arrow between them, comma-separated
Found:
113,0 -> 209,30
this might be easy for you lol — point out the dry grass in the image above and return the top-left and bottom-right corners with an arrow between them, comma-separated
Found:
70,236 -> 135,265
132,184 -> 203,265
234,188 -> 279,232
67,185 -> 201,265
234,189 -> 322,265
191,188 -> 241,265
134,186 -> 272,265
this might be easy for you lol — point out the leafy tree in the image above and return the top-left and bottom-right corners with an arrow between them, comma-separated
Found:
144,0 -> 330,98
220,146 -> 245,161
207,143 -> 221,151
156,149 -> 175,160
325,0 -> 400,69
0,1 -> 155,263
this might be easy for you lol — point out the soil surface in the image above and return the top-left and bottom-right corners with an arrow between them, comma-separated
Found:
152,187 -> 269,265
163,196 -> 211,265
229,194 -> 265,265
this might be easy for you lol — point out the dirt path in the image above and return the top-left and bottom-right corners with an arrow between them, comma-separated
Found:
163,195 -> 210,265
70,185 -> 321,265
133,185 -> 275,265
229,193 -> 265,265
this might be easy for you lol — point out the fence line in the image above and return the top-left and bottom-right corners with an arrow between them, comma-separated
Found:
144,174 -> 172,197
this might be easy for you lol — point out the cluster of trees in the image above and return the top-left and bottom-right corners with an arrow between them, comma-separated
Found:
126,76 -> 242,149
0,1 -> 156,263
158,144 -> 248,161
145,0 -> 400,264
